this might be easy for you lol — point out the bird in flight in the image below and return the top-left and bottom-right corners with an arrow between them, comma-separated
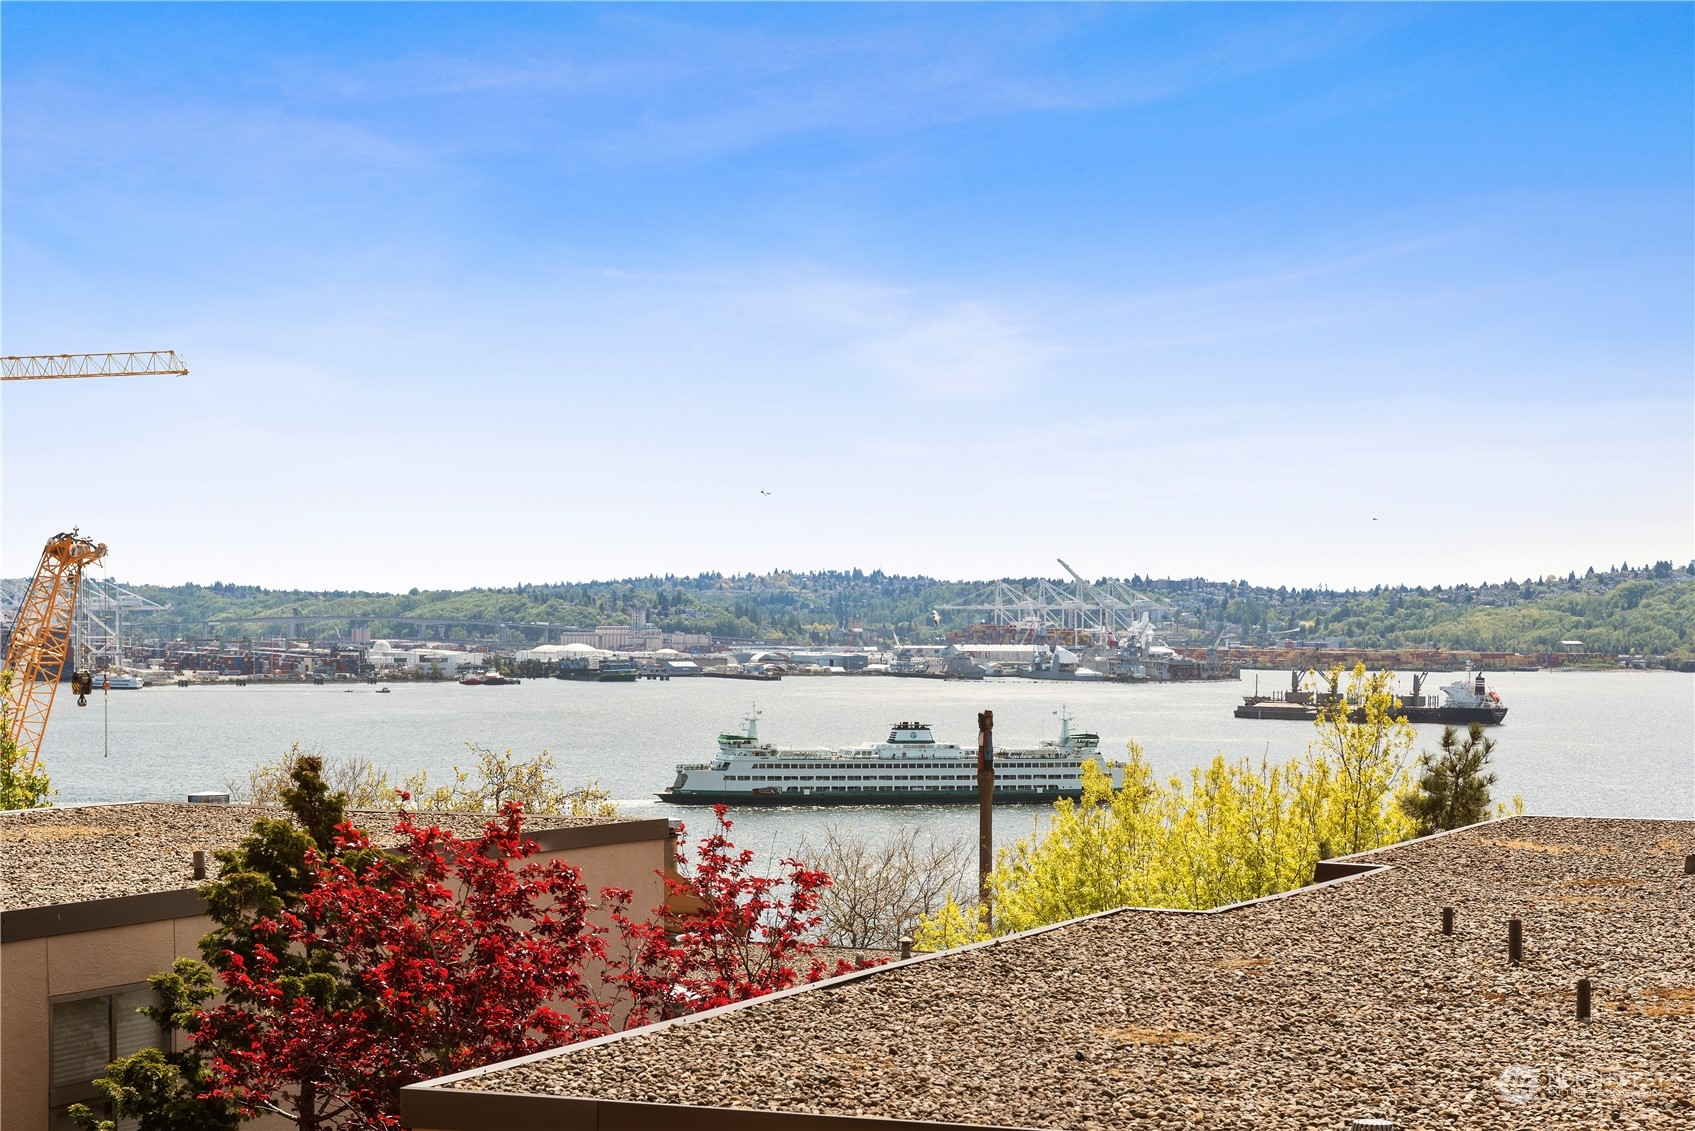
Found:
760,490 -> 772,496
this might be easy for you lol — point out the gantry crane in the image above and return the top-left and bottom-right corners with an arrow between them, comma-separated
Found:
3,532 -> 108,772
1,351 -> 185,772
2,350 -> 188,381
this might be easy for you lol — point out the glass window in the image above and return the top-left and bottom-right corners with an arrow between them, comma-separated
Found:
113,990 -> 157,1060
51,997 -> 109,1092
51,987 -> 162,1118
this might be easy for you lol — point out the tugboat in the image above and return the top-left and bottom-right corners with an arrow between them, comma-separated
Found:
1234,666 -> 1507,725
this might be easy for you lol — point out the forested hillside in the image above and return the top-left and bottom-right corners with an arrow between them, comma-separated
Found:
105,560 -> 1695,660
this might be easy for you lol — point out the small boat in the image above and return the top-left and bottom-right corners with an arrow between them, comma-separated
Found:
375,687 -> 392,694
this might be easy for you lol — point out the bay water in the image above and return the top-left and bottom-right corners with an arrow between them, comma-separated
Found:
34,669 -> 1694,861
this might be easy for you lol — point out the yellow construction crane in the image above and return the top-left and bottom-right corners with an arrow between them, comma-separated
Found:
3,532 -> 108,772
1,350 -> 188,381
1,351 -> 184,772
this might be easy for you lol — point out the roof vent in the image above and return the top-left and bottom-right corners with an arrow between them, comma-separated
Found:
1347,1121 -> 1400,1131
187,791 -> 231,804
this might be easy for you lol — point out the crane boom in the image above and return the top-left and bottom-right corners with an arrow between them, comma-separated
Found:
2,532 -> 107,773
1,351 -> 188,382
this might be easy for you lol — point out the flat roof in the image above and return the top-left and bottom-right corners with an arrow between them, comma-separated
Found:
0,802 -> 654,913
412,816 -> 1695,1130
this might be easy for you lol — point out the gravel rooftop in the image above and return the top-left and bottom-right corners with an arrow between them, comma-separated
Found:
0,802 -> 626,910
448,816 -> 1695,1130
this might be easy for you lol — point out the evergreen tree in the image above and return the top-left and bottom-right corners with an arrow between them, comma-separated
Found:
1399,724 -> 1498,836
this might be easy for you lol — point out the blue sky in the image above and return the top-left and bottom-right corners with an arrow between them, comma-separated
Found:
3,3 -> 1690,590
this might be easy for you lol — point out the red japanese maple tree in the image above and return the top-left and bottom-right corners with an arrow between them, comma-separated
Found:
198,802 -> 608,1130
604,804 -> 874,1027
94,760 -> 881,1131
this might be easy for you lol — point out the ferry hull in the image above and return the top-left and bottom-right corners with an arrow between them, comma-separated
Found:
657,787 -> 1083,807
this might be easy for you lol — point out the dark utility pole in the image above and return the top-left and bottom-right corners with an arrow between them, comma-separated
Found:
977,709 -> 994,922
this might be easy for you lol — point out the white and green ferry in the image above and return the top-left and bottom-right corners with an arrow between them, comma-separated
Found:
658,712 -> 1120,806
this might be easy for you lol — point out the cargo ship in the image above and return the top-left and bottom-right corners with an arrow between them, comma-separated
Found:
1233,667 -> 1507,725
658,712 -> 1120,806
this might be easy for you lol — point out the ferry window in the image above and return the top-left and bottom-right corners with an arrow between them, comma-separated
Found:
926,775 -> 939,780
832,775 -> 845,781
800,776 -> 814,781
880,775 -> 892,781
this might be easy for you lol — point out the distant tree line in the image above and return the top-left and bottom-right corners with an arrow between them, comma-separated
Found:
108,562 -> 1693,657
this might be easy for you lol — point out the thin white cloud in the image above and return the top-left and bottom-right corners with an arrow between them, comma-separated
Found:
862,302 -> 1048,398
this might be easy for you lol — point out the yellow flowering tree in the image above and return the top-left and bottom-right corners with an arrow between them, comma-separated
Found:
1304,664 -> 1416,856
914,664 -> 1417,950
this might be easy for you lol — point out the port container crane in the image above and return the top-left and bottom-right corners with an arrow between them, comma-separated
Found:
3,532 -> 108,772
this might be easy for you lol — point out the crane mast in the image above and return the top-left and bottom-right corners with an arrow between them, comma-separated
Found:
2,532 -> 107,773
